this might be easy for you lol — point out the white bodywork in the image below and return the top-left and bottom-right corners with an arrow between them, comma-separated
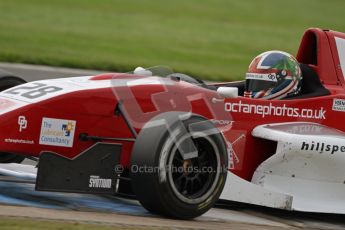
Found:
0,75 -> 167,116
221,122 -> 345,214
0,76 -> 108,115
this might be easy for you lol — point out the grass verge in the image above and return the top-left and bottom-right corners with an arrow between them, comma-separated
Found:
0,0 -> 345,80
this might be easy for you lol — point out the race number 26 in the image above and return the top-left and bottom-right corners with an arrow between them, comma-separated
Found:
4,83 -> 62,99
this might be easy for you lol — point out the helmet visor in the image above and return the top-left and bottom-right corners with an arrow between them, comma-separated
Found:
245,73 -> 278,92
245,79 -> 277,92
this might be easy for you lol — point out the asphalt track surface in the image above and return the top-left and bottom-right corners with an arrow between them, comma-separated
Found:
0,62 -> 345,229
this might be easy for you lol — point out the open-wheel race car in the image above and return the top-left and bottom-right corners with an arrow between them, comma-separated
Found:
0,28 -> 345,219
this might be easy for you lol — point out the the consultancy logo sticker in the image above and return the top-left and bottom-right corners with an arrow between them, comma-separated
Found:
225,101 -> 326,120
39,117 -> 76,147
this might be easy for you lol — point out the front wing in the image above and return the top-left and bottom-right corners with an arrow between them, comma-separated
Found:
221,122 -> 345,214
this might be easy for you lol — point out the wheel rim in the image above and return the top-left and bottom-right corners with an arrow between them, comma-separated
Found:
166,135 -> 221,204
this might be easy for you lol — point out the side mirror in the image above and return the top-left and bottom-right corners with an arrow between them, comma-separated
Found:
217,87 -> 238,98
133,67 -> 153,76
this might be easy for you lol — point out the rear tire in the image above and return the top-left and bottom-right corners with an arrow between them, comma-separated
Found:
131,112 -> 228,219
0,74 -> 27,163
0,153 -> 25,163
0,75 -> 26,91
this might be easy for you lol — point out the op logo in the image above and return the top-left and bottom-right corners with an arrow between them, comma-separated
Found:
18,116 -> 27,132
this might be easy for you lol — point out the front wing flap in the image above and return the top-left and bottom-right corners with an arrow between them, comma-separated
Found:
36,143 -> 121,194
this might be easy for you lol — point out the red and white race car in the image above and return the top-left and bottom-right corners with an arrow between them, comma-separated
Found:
0,28 -> 345,219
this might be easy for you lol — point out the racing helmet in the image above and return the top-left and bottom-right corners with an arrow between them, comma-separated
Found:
244,50 -> 302,99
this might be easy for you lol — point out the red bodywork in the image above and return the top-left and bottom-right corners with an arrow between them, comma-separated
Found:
0,28 -> 345,182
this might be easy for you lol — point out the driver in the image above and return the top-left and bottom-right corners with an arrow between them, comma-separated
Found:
244,50 -> 302,99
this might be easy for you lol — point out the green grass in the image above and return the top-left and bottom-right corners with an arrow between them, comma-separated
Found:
0,0 -> 345,80
0,217 -> 165,230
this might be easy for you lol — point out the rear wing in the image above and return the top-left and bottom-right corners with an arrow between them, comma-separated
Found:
297,28 -> 345,87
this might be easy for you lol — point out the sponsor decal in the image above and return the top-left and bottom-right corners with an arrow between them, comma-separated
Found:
245,73 -> 278,82
18,116 -> 27,132
285,124 -> 323,134
226,134 -> 245,170
89,175 -> 112,189
332,98 -> 345,112
39,118 -> 76,147
301,141 -> 345,154
4,138 -> 34,144
211,119 -> 232,125
225,101 -> 326,120
227,142 -> 236,169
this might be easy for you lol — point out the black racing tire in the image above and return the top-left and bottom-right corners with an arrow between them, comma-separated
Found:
0,75 -> 26,92
0,74 -> 27,163
130,112 -> 228,219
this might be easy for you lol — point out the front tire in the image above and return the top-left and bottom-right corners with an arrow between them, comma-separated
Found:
131,112 -> 228,219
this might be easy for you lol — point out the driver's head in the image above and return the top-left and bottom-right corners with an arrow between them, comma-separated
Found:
244,50 -> 302,99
